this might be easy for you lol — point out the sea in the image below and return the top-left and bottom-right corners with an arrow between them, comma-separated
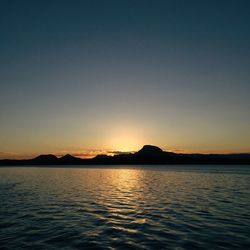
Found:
0,165 -> 249,250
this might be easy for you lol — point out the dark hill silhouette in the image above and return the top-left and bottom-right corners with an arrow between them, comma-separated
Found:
60,154 -> 76,160
32,154 -> 58,164
0,145 -> 250,166
93,154 -> 112,160
34,154 -> 58,161
59,154 -> 82,164
136,145 -> 163,155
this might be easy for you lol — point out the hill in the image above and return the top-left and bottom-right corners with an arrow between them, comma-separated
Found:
0,145 -> 250,165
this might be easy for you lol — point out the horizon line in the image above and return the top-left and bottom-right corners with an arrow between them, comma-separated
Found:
1,145 -> 250,161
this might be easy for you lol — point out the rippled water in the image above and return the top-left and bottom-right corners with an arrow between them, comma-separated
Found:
0,165 -> 250,249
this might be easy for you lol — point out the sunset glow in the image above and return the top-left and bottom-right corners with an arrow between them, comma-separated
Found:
0,1 -> 249,159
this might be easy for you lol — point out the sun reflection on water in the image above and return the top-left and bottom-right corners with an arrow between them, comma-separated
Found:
92,169 -> 149,232
1,167 -> 249,249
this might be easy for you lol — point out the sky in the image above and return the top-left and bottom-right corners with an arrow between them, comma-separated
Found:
0,0 -> 250,159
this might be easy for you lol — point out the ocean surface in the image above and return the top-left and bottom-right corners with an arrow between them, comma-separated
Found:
0,165 -> 249,250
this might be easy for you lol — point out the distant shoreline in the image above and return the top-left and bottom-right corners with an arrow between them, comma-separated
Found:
1,145 -> 250,166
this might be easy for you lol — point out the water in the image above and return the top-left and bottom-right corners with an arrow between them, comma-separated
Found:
0,165 -> 249,249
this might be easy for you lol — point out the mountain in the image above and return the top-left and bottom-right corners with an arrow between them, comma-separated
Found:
0,145 -> 250,165
136,145 -> 163,155
58,154 -> 82,164
32,154 -> 58,164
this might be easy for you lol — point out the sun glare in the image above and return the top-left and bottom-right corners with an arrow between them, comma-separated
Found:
107,124 -> 143,152
110,135 -> 140,151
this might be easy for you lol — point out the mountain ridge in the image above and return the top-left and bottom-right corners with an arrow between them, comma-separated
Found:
1,145 -> 250,165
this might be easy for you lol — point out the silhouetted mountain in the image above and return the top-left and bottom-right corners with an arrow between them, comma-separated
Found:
60,154 -> 76,160
58,154 -> 82,164
93,154 -> 112,160
32,154 -> 58,164
1,145 -> 250,166
136,145 -> 163,155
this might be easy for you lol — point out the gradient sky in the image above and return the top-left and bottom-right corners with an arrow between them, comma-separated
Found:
1,0 -> 250,159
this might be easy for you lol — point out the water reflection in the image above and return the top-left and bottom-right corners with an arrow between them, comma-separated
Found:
0,166 -> 250,249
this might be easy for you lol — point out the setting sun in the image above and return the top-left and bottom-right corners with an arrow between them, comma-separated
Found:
105,123 -> 144,152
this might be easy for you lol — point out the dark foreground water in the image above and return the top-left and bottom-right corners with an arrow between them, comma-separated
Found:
0,165 -> 250,250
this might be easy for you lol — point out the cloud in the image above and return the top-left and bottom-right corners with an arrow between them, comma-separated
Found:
0,151 -> 35,160
56,149 -> 110,159
107,151 -> 135,155
56,149 -> 136,159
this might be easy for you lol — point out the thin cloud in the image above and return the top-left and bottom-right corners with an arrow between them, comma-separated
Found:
107,151 -> 135,155
57,149 -> 110,159
0,151 -> 34,160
